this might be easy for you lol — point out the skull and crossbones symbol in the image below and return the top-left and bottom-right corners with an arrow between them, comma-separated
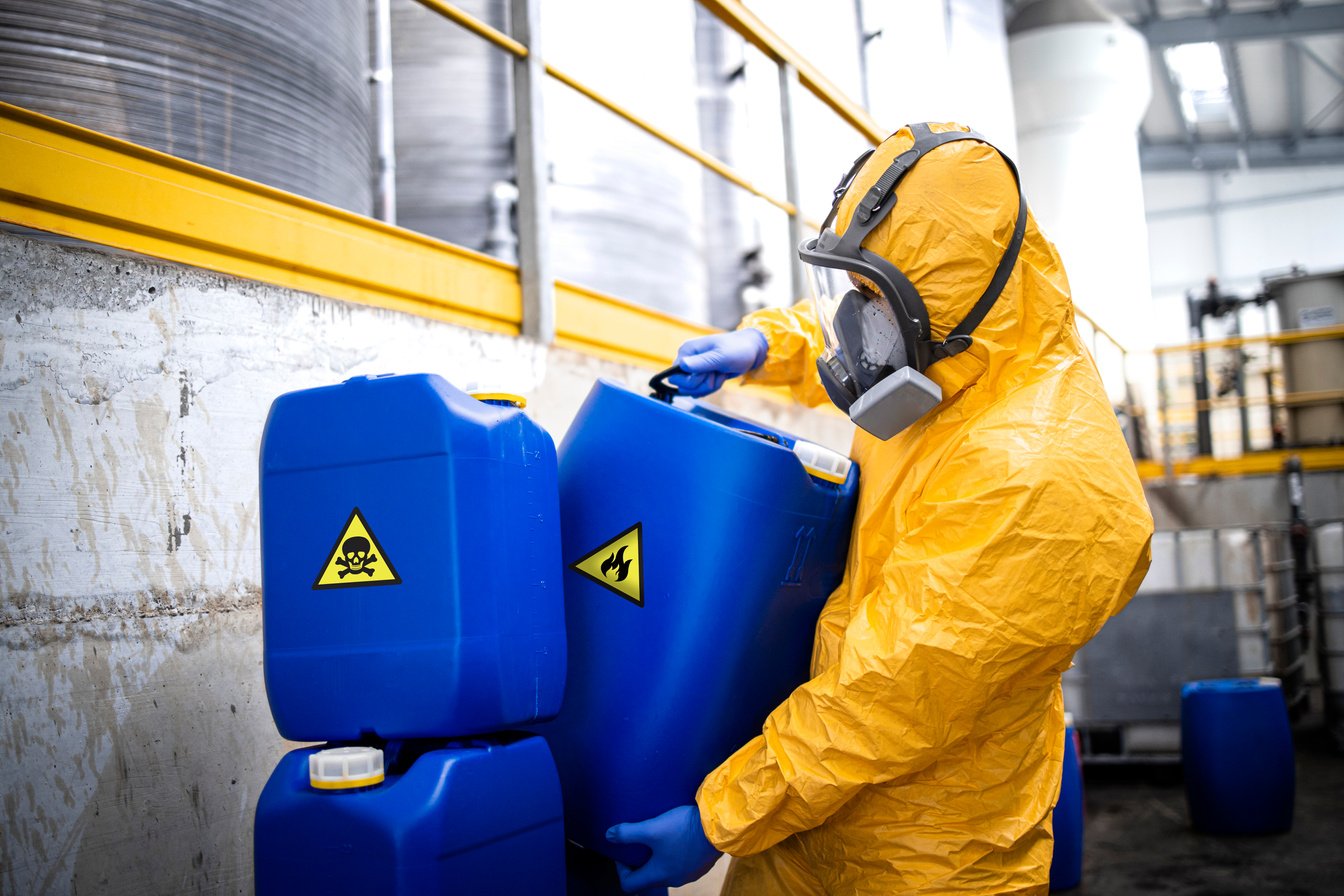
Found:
336,535 -> 378,578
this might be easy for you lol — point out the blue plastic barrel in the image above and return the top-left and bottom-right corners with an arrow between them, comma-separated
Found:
1181,678 -> 1295,835
539,379 -> 859,864
1050,726 -> 1083,891
254,735 -> 564,895
260,374 -> 565,741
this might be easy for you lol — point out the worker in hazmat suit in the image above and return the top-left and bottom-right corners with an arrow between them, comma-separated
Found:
604,122 -> 1154,895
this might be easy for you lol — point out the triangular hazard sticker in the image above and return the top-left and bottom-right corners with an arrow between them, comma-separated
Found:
571,522 -> 643,606
312,508 -> 403,590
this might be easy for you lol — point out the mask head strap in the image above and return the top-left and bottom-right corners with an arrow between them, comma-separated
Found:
820,123 -> 1028,365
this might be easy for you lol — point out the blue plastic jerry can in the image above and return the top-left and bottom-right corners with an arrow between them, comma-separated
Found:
254,735 -> 565,895
259,374 -> 566,742
537,379 -> 859,865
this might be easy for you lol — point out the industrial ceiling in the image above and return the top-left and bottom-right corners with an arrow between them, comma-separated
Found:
1007,0 -> 1344,171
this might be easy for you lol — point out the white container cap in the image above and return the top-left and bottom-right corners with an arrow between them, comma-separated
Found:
309,746 -> 385,791
792,440 -> 853,485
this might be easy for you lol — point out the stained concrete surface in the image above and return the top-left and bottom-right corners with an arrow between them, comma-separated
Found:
1077,726 -> 1344,896
1,230 -> 855,894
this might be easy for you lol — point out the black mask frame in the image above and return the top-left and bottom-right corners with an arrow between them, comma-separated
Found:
798,123 -> 1029,405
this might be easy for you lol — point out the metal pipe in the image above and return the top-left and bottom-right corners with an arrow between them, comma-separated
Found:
372,0 -> 397,224
510,0 -> 554,343
1284,456 -> 1317,718
1188,289 -> 1215,457
779,62 -> 806,303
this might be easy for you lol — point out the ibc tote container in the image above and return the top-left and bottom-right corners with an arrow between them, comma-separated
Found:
259,373 -> 566,741
541,378 -> 859,864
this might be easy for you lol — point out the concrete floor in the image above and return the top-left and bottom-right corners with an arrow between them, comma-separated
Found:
1078,726 -> 1344,896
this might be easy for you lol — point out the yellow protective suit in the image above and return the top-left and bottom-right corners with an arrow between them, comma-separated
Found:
694,123 -> 1154,895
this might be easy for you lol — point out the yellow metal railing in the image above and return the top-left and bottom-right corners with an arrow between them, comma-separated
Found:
413,0 -> 801,216
1135,447 -> 1344,481
696,0 -> 885,143
1147,325 -> 1344,479
0,102 -> 523,333
0,0 -> 872,371
1152,324 -> 1344,356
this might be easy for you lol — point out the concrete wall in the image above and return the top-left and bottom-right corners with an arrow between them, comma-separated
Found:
0,230 -> 852,895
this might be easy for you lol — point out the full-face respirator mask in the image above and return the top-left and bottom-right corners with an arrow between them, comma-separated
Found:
799,123 -> 1027,439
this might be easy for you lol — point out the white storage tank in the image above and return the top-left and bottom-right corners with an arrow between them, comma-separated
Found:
1262,269 -> 1344,447
1008,0 -> 1153,365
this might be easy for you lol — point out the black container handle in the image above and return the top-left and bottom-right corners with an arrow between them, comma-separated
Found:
649,365 -> 687,403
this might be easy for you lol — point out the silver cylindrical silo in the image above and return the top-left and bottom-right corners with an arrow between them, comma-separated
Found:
388,0 -> 710,322
1265,270 -> 1344,447
542,0 -> 709,321
388,0 -> 513,248
0,0 -> 373,215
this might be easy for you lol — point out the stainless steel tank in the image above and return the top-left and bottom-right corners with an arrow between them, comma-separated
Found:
387,0 -> 513,250
0,0 -> 373,215
1265,270 -> 1344,447
389,0 -> 711,322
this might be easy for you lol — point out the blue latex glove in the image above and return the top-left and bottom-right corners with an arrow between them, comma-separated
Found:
606,805 -> 722,893
668,328 -> 768,397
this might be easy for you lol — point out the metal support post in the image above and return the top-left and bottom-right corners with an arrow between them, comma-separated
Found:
510,0 -> 555,343
371,0 -> 397,224
1157,350 -> 1173,475
779,62 -> 807,302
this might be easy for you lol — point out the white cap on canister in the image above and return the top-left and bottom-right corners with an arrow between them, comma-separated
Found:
791,440 -> 854,485
308,746 -> 385,791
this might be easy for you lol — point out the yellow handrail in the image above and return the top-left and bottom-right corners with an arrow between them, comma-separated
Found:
1135,447 -> 1344,481
1153,324 -> 1344,355
410,0 -> 798,216
542,65 -> 797,216
412,0 -> 527,56
3,0 -> 880,376
1169,389 -> 1344,412
696,0 -> 885,144
1073,305 -> 1129,357
0,101 -> 522,334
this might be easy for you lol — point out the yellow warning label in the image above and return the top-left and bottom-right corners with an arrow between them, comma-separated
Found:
571,522 -> 643,606
312,508 -> 403,590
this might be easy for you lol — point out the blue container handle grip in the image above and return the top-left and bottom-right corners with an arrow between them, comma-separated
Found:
649,365 -> 687,403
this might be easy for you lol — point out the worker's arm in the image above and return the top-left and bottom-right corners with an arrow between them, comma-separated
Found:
695,437 -> 1153,855
737,300 -> 833,408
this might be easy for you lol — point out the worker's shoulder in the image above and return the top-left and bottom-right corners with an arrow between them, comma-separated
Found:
935,378 -> 1136,493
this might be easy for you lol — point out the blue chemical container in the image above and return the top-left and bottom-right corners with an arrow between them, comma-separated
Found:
255,735 -> 565,895
260,374 -> 565,741
1181,678 -> 1295,835
539,379 -> 859,864
1050,725 -> 1083,892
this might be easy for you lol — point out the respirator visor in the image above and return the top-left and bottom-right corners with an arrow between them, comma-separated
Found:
801,230 -> 943,439
808,264 -> 909,399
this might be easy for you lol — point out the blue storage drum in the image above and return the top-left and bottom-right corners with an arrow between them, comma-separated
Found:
540,379 -> 859,865
1181,677 -> 1295,835
259,374 -> 566,741
1049,723 -> 1084,892
254,736 -> 564,894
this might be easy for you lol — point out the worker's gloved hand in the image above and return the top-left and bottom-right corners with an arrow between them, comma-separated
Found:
668,329 -> 768,397
607,804 -> 722,893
